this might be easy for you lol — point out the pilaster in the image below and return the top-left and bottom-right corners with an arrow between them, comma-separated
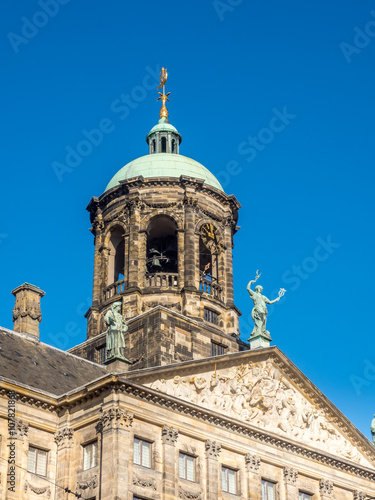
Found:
54,426 -> 74,500
223,222 -> 234,306
284,467 -> 299,500
96,407 -> 133,499
161,425 -> 179,499
245,453 -> 261,500
205,439 -> 221,500
7,419 -> 29,499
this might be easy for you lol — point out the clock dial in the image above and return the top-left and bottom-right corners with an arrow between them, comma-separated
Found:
200,223 -> 223,254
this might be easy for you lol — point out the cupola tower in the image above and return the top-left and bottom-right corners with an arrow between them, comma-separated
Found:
73,70 -> 246,368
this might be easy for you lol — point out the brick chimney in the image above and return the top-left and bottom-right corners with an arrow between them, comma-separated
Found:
12,283 -> 45,339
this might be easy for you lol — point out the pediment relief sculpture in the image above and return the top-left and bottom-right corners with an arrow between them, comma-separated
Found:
147,358 -> 372,467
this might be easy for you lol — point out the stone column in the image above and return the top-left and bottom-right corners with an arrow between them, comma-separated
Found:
319,479 -> 333,499
245,453 -> 261,499
54,426 -> 74,500
11,283 -> 45,339
205,440 -> 221,500
96,408 -> 133,499
284,467 -> 298,500
161,425 -> 178,499
223,222 -> 234,306
177,229 -> 185,289
183,197 -> 197,291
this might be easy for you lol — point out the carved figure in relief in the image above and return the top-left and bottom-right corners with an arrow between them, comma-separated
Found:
247,270 -> 286,338
146,358 -> 367,465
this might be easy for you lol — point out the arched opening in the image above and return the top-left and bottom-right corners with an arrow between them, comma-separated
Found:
161,136 -> 167,153
172,139 -> 175,154
146,216 -> 178,286
152,139 -> 156,154
199,225 -> 220,298
107,227 -> 125,284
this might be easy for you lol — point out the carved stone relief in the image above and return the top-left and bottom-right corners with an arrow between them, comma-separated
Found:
77,475 -> 98,490
284,466 -> 298,484
133,475 -> 157,490
179,486 -> 203,500
96,408 -> 133,431
162,425 -> 178,445
54,426 -> 74,449
24,481 -> 51,497
147,358 -> 370,466
205,440 -> 221,459
319,479 -> 333,496
245,453 -> 261,472
353,492 -> 366,500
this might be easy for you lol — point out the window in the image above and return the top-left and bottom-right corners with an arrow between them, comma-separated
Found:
262,480 -> 276,500
211,341 -> 225,356
222,466 -> 237,494
27,446 -> 47,476
83,442 -> 98,471
179,452 -> 195,481
204,308 -> 219,325
134,438 -> 151,468
97,345 -> 106,364
299,493 -> 312,500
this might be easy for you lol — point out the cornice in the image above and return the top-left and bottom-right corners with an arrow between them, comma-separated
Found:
118,380 -> 375,481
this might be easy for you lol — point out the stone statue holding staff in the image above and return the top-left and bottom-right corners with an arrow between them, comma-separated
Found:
247,270 -> 286,340
104,301 -> 128,361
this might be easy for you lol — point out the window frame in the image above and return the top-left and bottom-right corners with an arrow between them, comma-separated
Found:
96,344 -> 106,364
133,437 -> 152,469
211,341 -> 226,356
261,479 -> 277,500
82,441 -> 98,471
221,465 -> 238,495
27,445 -> 48,477
178,451 -> 196,482
204,308 -> 219,325
299,492 -> 313,500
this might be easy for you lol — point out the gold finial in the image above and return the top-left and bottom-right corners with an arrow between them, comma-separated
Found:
157,67 -> 170,120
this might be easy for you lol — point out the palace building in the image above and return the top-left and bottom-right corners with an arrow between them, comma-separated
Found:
0,73 -> 374,500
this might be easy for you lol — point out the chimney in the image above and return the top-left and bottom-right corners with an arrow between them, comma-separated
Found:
12,283 -> 45,339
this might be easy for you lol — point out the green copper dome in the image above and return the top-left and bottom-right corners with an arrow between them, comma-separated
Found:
104,154 -> 224,193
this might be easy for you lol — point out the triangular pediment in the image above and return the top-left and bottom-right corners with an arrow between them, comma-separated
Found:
128,347 -> 375,469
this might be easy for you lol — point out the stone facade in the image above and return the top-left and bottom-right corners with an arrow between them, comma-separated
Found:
1,114 -> 375,500
1,346 -> 375,499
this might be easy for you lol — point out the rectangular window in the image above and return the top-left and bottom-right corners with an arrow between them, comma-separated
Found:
179,452 -> 195,481
299,493 -> 312,500
133,438 -> 151,468
211,341 -> 225,356
222,466 -> 237,494
204,308 -> 219,325
27,446 -> 48,476
97,345 -> 106,364
83,442 -> 98,471
262,480 -> 276,500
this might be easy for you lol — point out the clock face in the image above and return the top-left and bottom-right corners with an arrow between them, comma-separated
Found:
200,223 -> 223,254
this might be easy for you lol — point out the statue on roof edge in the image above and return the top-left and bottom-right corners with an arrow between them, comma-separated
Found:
247,270 -> 286,340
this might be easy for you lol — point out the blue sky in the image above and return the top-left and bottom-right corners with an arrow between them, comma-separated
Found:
1,1 -> 375,440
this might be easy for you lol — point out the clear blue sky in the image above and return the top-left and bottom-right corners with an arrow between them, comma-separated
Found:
1,1 -> 375,440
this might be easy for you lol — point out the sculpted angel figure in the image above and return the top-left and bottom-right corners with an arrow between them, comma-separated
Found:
247,270 -> 286,338
104,301 -> 127,360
